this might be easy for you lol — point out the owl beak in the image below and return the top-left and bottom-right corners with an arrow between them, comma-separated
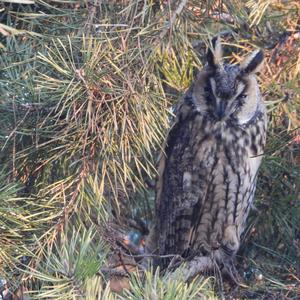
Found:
216,100 -> 227,119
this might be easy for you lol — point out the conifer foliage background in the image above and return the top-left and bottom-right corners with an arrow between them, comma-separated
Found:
0,0 -> 299,298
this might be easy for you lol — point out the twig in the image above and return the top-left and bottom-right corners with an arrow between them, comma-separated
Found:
159,0 -> 188,40
122,253 -> 178,259
166,254 -> 184,271
84,0 -> 100,34
118,251 -> 131,276
99,268 -> 129,278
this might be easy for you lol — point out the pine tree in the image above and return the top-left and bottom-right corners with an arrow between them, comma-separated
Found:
0,1 -> 299,298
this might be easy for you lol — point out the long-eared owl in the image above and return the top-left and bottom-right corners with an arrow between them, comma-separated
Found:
146,37 -> 267,269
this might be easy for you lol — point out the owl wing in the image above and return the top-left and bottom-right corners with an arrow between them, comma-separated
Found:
157,88 -> 215,257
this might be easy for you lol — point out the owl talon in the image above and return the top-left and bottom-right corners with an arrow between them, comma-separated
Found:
222,261 -> 242,286
166,255 -> 184,272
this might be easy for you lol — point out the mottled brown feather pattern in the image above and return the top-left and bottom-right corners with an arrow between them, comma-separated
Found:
147,41 -> 267,269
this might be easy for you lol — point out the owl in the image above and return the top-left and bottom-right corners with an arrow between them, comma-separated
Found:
146,37 -> 267,271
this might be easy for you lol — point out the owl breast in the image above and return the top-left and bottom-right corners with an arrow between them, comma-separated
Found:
157,106 -> 266,264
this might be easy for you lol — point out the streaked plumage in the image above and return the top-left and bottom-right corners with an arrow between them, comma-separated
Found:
147,37 -> 267,269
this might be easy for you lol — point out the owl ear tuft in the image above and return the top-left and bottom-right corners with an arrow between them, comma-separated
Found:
207,36 -> 223,69
240,50 -> 264,75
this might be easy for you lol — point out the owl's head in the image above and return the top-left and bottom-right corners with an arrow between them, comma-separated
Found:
192,36 -> 264,124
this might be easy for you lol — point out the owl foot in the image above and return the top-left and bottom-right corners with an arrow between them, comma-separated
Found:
166,254 -> 184,272
176,256 -> 215,282
222,260 -> 243,286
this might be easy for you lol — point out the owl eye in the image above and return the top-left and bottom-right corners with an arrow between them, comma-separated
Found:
240,94 -> 247,99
